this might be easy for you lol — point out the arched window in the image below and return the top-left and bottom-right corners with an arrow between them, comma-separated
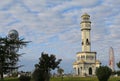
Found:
89,67 -> 92,75
82,39 -> 84,45
82,41 -> 84,45
86,39 -> 90,45
78,68 -> 80,75
81,67 -> 82,70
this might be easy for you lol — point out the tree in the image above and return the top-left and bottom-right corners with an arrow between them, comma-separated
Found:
0,30 -> 29,80
57,68 -> 64,76
96,66 -> 112,81
117,61 -> 120,69
19,75 -> 31,81
32,52 -> 62,81
57,68 -> 64,81
116,61 -> 120,76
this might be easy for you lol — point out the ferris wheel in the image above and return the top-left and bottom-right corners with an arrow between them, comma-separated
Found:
109,47 -> 115,71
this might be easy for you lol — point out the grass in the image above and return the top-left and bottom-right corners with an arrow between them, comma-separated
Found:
51,77 -> 98,81
50,76 -> 120,81
0,76 -> 120,81
0,78 -> 18,81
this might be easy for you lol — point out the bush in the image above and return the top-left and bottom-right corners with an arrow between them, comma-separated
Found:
32,69 -> 43,81
116,71 -> 120,76
19,75 -> 31,81
96,66 -> 112,81
32,68 -> 50,81
12,72 -> 18,77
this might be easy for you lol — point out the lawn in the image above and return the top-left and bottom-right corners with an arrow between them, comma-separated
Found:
0,76 -> 120,81
50,76 -> 120,81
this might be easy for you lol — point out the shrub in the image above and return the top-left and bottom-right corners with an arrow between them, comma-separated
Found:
96,66 -> 112,81
116,71 -> 120,76
32,69 -> 43,81
12,72 -> 18,77
32,68 -> 51,81
19,75 -> 31,81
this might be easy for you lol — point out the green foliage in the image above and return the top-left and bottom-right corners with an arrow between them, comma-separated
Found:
32,68 -> 46,81
0,37 -> 29,79
116,61 -> 120,76
96,66 -> 112,81
35,52 -> 62,70
117,61 -> 120,69
0,77 -> 120,81
57,68 -> 64,76
32,52 -> 62,81
11,72 -> 18,77
116,71 -> 120,76
50,77 -> 120,81
19,75 -> 31,81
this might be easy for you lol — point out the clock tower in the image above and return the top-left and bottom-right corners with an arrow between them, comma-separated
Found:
73,13 -> 101,76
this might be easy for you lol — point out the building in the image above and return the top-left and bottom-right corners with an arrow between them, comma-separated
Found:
73,13 -> 101,76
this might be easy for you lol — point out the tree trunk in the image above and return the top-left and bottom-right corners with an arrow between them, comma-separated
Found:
0,72 -> 4,80
44,71 -> 50,81
0,65 -> 4,80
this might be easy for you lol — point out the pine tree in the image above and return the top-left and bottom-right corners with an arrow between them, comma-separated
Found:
0,37 -> 29,80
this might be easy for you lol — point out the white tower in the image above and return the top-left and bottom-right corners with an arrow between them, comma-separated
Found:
81,13 -> 91,52
73,13 -> 101,76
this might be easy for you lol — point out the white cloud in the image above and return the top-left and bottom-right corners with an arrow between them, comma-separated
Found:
0,0 -> 12,9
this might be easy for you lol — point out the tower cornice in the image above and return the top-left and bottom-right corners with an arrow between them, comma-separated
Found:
80,21 -> 91,24
81,28 -> 91,31
81,13 -> 90,17
76,52 -> 96,54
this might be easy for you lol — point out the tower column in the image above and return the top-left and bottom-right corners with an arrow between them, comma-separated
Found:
80,13 -> 91,52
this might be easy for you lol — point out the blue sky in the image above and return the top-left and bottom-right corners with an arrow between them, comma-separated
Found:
0,0 -> 120,73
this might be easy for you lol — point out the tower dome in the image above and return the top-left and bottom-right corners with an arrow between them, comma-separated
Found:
82,13 -> 90,17
81,13 -> 90,22
8,29 -> 19,39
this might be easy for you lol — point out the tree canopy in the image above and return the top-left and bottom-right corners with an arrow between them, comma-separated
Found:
0,37 -> 29,79
57,68 -> 64,76
32,52 -> 62,81
117,61 -> 120,69
96,66 -> 112,81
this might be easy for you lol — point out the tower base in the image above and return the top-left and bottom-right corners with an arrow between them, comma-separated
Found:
73,52 -> 101,76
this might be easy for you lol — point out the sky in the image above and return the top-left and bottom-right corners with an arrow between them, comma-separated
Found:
0,0 -> 120,73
